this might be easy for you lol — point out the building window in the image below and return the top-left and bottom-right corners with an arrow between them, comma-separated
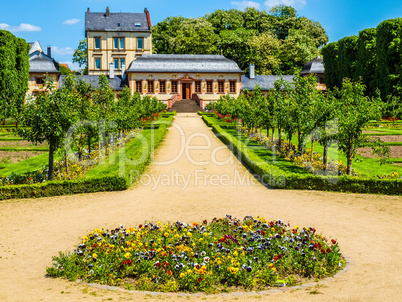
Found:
35,77 -> 45,85
137,38 -> 144,49
113,58 -> 125,70
113,38 -> 125,50
159,80 -> 166,93
218,80 -> 225,93
229,81 -> 236,93
136,81 -> 142,93
117,23 -> 121,27
95,58 -> 101,70
148,80 -> 154,93
94,37 -> 101,49
135,22 -> 141,27
206,80 -> 213,93
171,80 -> 177,93
195,81 -> 201,93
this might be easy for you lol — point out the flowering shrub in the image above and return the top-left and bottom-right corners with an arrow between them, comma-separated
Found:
237,126 -> 355,177
47,215 -> 344,293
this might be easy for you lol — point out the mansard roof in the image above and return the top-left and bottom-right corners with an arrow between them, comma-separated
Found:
127,54 -> 243,74
59,75 -> 128,91
241,75 -> 294,91
85,11 -> 151,32
29,51 -> 59,74
299,56 -> 325,75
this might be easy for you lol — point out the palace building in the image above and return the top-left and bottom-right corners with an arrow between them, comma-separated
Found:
57,7 -> 326,111
85,7 -> 152,76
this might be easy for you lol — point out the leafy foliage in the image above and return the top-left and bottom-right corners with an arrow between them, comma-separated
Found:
72,39 -> 88,74
153,5 -> 327,74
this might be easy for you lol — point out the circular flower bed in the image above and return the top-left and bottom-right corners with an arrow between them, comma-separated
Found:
47,215 -> 345,293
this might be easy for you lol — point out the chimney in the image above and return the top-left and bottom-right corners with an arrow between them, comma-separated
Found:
121,62 -> 126,79
47,46 -> 51,58
106,6 -> 110,17
109,62 -> 114,79
144,8 -> 151,28
87,8 -> 90,13
249,64 -> 255,79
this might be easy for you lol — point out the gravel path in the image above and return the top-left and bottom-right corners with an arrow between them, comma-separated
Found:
0,113 -> 401,302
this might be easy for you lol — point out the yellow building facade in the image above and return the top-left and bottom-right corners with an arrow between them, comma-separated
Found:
85,7 -> 152,76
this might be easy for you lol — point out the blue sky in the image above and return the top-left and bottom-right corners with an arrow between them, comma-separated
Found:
2,0 -> 402,70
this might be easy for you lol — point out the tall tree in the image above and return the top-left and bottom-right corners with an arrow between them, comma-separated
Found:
72,39 -> 88,74
321,42 -> 340,90
375,18 -> 402,98
337,35 -> 359,82
335,79 -> 382,175
356,28 -> 377,96
18,80 -> 76,180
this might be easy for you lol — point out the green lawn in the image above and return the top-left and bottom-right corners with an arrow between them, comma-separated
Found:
0,152 -> 55,176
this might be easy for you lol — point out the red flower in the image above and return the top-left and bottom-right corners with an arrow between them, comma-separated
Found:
197,277 -> 203,283
321,249 -> 326,254
331,239 -> 337,245
326,248 -> 331,253
167,270 -> 172,276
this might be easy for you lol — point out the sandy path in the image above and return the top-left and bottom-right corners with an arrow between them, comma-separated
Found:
0,113 -> 401,302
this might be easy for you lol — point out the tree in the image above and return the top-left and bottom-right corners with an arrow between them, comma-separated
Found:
172,18 -> 218,54
59,64 -> 73,75
321,42 -> 340,90
356,28 -> 377,96
335,79 -> 383,175
18,80 -> 76,180
247,32 -> 281,75
12,37 -> 30,127
0,30 -> 29,124
337,35 -> 359,82
72,39 -> 88,74
375,18 -> 402,98
152,16 -> 186,54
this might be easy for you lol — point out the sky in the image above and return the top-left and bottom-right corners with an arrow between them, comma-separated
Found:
2,0 -> 402,70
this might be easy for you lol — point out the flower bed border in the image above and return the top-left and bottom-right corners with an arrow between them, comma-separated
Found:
200,113 -> 402,195
74,255 -> 353,297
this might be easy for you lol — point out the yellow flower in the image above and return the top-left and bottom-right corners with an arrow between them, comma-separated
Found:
92,253 -> 98,258
164,232 -> 169,237
187,232 -> 192,237
199,238 -> 203,242
180,273 -> 186,278
294,226 -> 299,230
124,252 -> 131,259
203,232 -> 208,237
82,236 -> 88,242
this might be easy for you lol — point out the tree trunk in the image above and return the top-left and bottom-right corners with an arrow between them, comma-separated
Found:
48,142 -> 54,181
298,132 -> 303,154
266,126 -> 270,138
323,142 -> 328,169
311,140 -> 314,161
346,147 -> 353,175
88,134 -> 91,157
64,149 -> 69,175
278,126 -> 282,147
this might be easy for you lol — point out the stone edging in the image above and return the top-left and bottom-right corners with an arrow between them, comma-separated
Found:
75,256 -> 353,298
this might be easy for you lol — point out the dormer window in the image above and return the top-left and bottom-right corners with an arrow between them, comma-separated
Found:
134,22 -> 141,27
117,23 -> 121,27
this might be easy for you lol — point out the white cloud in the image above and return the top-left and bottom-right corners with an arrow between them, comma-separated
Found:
0,23 -> 41,32
264,0 -> 306,9
231,1 -> 261,10
62,18 -> 80,25
51,46 -> 74,56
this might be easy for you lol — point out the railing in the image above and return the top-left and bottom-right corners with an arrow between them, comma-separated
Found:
167,94 -> 181,108
192,94 -> 204,109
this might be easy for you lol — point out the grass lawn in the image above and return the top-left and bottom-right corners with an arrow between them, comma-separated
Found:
0,152 -> 56,176
222,122 -> 402,178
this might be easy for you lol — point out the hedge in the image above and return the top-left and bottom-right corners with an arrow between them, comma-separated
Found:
0,176 -> 128,200
208,120 -> 402,195
0,116 -> 173,200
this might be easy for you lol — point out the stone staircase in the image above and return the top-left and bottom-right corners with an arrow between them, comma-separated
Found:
167,99 -> 202,113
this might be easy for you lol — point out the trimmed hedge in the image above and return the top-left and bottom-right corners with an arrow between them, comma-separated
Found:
0,117 -> 173,200
209,121 -> 402,195
0,176 -> 128,200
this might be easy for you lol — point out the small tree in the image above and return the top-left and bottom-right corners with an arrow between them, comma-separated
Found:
72,39 -> 88,75
18,80 -> 75,180
335,79 -> 383,175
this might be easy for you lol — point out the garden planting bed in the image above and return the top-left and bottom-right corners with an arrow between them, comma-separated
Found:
0,114 -> 400,302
